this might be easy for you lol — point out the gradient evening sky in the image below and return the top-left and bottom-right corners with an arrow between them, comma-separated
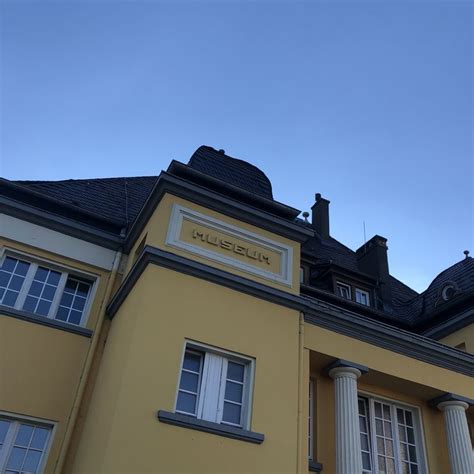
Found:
1,0 -> 472,293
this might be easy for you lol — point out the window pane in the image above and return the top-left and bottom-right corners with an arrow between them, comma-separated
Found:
227,362 -> 244,382
2,257 -> 17,272
31,427 -> 49,450
225,381 -> 243,403
69,310 -> 82,325
22,449 -> 42,472
28,281 -> 43,297
400,442 -> 408,461
386,458 -> 396,474
3,290 -> 19,307
7,447 -> 27,469
34,268 -> 49,282
399,424 -> 407,442
9,276 -> 24,291
0,258 -> 30,307
409,444 -> 417,463
362,451 -> 371,470
411,464 -> 419,474
36,300 -> 52,316
361,433 -> 369,451
383,405 -> 391,420
55,277 -> 92,326
397,408 -> 404,424
47,271 -> 61,285
405,411 -> 413,427
16,261 -> 30,276
42,284 -> 57,301
179,372 -> 199,392
15,424 -> 34,447
222,402 -> 241,425
176,392 -> 197,415
0,420 -> 11,443
407,427 -> 415,444
56,307 -> 69,322
375,403 -> 382,418
0,271 -> 10,287
377,436 -> 385,454
182,352 -> 201,372
23,296 -> 38,312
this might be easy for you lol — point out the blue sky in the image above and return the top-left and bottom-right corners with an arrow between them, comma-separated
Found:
1,1 -> 472,292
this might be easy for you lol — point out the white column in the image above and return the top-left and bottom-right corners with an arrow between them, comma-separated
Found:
329,366 -> 363,474
437,400 -> 474,474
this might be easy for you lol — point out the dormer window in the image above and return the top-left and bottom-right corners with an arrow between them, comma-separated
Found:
355,288 -> 370,306
336,282 -> 351,300
441,284 -> 457,302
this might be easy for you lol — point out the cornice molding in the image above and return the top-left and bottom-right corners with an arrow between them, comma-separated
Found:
124,172 -> 313,252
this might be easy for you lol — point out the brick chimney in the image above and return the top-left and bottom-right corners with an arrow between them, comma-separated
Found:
311,193 -> 330,239
356,235 -> 392,308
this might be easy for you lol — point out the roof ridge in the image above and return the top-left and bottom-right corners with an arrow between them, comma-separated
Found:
14,175 -> 158,184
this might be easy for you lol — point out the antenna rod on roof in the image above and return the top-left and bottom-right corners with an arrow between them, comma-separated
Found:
363,221 -> 367,245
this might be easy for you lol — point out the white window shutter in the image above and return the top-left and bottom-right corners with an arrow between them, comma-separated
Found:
198,353 -> 224,422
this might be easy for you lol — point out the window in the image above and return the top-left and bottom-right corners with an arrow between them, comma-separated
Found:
356,288 -> 370,306
358,396 -> 426,474
300,267 -> 305,284
0,253 -> 94,327
175,343 -> 253,429
0,416 -> 53,473
336,282 -> 351,300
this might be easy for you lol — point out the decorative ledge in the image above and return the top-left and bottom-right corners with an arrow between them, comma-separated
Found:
157,410 -> 264,444
0,305 -> 93,338
324,358 -> 369,376
308,460 -> 323,472
429,392 -> 474,408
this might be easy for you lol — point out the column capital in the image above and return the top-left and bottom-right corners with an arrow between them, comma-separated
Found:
429,392 -> 474,410
324,359 -> 369,378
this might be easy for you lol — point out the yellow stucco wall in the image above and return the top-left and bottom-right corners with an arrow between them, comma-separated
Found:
440,323 -> 474,354
125,194 -> 301,294
304,323 -> 474,399
71,265 -> 303,473
0,238 -> 113,472
0,314 -> 90,473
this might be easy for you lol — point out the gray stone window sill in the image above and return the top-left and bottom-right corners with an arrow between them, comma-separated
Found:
157,410 -> 264,444
309,460 -> 323,472
0,305 -> 93,337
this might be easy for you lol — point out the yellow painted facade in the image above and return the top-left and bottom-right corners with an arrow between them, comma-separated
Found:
1,178 -> 473,474
440,324 -> 474,354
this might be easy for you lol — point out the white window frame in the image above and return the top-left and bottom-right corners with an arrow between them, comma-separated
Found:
358,392 -> 428,474
174,341 -> 255,430
0,411 -> 56,474
0,247 -> 98,327
336,282 -> 352,300
355,288 -> 370,306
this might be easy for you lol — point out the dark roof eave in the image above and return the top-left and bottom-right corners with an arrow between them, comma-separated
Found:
167,161 -> 300,220
1,195 -> 123,250
124,171 -> 314,252
0,178 -> 124,233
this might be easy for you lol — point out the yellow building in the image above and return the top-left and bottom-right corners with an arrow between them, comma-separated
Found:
0,145 -> 472,474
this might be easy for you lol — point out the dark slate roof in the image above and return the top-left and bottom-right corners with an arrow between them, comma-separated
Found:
13,176 -> 158,228
188,146 -> 274,200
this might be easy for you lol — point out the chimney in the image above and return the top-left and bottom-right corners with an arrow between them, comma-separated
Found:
311,193 -> 330,239
356,235 -> 392,307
